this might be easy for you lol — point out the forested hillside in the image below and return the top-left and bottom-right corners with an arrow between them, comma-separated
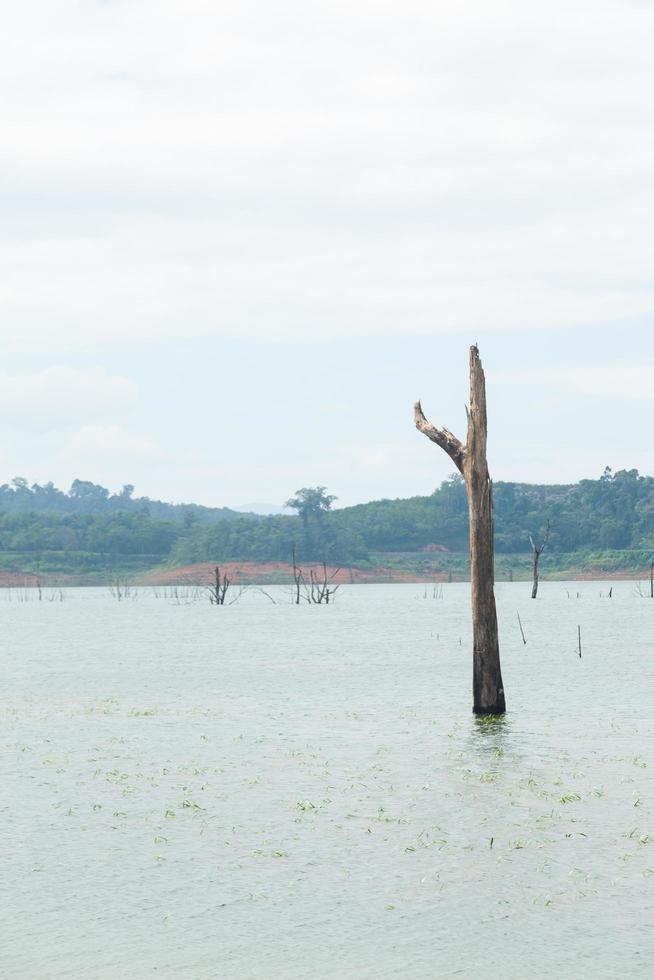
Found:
0,468 -> 652,579
174,468 -> 654,563
0,478 -> 243,523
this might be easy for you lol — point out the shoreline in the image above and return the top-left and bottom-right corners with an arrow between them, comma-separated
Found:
0,561 -> 652,588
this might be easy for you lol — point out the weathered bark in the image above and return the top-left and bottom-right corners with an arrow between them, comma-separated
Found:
414,345 -> 505,714
528,521 -> 550,599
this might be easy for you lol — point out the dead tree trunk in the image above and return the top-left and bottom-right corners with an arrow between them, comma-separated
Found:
292,546 -> 303,604
207,566 -> 230,605
415,345 -> 505,715
528,521 -> 550,599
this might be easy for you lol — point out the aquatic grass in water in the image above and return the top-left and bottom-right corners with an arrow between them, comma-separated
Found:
1,583 -> 654,979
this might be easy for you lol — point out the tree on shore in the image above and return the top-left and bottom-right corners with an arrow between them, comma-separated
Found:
285,486 -> 337,525
414,345 -> 505,715
285,486 -> 337,556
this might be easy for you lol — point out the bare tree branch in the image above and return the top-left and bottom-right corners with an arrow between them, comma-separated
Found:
290,551 -> 340,604
255,586 -> 277,604
414,401 -> 466,473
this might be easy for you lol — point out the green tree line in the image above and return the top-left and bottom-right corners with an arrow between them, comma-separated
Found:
0,468 -> 652,572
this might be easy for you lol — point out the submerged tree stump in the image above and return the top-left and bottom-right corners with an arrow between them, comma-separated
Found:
529,521 -> 550,599
414,345 -> 506,714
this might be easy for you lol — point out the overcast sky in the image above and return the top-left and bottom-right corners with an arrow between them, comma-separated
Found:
2,1 -> 653,508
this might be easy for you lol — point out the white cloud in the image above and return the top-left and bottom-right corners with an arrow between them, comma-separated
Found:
1,1 -> 654,349
3,1 -> 654,506
0,366 -> 137,430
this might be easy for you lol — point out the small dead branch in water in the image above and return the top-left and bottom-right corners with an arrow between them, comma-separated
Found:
291,546 -> 305,605
208,565 -> 230,605
309,562 -> 341,604
577,625 -> 582,659
517,611 -> 527,645
109,578 -> 133,601
152,579 -> 204,604
528,520 -> 550,599
206,566 -> 245,605
289,548 -> 340,604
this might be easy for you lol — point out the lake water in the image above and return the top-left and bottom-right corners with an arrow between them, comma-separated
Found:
2,582 -> 653,979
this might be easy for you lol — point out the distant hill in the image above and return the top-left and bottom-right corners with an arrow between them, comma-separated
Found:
173,468 -> 654,565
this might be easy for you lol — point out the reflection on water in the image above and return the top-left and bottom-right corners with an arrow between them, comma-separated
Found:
1,582 -> 653,979
468,713 -> 514,764
471,713 -> 510,738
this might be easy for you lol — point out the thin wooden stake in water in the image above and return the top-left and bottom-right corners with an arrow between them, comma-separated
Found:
577,625 -> 582,659
650,562 -> 653,599
517,611 -> 527,645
